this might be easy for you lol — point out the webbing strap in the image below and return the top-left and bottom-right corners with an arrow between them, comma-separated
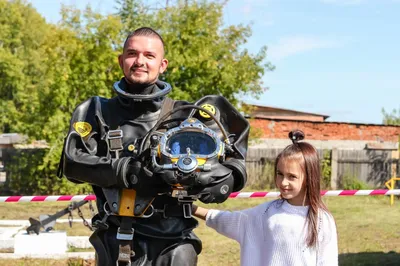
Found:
107,128 -> 124,159
115,97 -> 175,265
158,97 -> 175,122
117,217 -> 135,265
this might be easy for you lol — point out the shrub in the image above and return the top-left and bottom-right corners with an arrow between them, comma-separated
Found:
341,172 -> 370,190
321,150 -> 332,189
1,148 -> 91,196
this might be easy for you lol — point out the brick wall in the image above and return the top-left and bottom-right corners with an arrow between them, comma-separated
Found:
250,118 -> 400,142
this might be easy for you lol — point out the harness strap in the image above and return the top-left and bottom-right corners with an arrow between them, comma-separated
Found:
89,229 -> 112,266
94,97 -> 175,265
158,97 -> 175,121
115,97 -> 175,265
153,203 -> 192,218
117,216 -> 135,266
107,127 -> 124,159
57,136 -> 67,178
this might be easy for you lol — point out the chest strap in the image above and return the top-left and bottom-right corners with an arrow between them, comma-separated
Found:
107,128 -> 124,159
115,97 -> 175,265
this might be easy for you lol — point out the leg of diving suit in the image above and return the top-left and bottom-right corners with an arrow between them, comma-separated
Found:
91,226 -> 201,266
90,210 -> 202,266
132,234 -> 200,266
155,241 -> 198,266
90,226 -> 118,266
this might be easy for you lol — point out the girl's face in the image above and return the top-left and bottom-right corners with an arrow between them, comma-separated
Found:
276,158 -> 307,206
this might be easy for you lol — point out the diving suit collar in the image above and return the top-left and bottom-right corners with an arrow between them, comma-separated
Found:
113,78 -> 172,102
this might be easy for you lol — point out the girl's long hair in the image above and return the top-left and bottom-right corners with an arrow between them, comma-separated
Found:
274,130 -> 329,247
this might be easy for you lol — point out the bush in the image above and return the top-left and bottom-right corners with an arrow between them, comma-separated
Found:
321,150 -> 332,189
246,159 -> 275,190
248,123 -> 264,145
341,172 -> 370,190
1,148 -> 92,196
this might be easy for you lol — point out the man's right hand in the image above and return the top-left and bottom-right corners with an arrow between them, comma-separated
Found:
113,157 -> 170,195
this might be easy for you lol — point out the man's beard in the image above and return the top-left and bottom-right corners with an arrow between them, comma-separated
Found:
124,77 -> 156,95
126,71 -> 157,86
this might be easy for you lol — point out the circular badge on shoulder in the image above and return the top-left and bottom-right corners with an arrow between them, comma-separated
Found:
199,104 -> 216,119
73,122 -> 92,138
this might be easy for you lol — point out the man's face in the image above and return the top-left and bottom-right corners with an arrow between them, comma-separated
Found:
118,35 -> 168,85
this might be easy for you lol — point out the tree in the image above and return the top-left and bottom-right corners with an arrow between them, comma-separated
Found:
0,0 -> 51,135
117,0 -> 274,105
0,0 -> 273,194
36,5 -> 124,190
382,108 -> 400,125
0,0 -> 123,194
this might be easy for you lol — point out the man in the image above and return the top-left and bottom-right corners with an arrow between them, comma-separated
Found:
60,27 -> 249,266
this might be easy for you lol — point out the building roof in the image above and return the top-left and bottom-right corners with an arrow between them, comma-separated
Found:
243,103 -> 330,122
0,133 -> 27,145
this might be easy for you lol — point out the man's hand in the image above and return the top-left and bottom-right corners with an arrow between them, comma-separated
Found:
222,158 -> 247,192
113,157 -> 169,195
197,174 -> 234,204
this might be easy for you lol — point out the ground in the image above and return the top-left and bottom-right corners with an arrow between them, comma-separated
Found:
0,196 -> 399,265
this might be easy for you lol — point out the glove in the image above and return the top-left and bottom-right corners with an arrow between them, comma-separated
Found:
193,158 -> 247,203
198,174 -> 234,204
112,157 -> 134,188
222,158 -> 247,192
113,157 -> 169,195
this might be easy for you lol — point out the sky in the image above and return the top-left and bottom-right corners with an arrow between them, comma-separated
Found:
28,0 -> 400,124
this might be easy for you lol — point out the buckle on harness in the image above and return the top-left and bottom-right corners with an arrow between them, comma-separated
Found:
153,203 -> 193,219
92,212 -> 109,231
182,203 -> 192,218
117,227 -> 134,241
116,256 -> 131,266
107,129 -> 123,158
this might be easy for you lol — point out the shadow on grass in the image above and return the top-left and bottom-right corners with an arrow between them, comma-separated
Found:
339,251 -> 400,266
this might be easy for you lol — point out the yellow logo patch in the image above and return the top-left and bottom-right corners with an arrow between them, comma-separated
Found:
199,104 -> 216,119
128,144 -> 135,151
73,122 -> 92,138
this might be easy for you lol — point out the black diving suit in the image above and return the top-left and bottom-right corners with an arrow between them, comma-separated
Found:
59,78 -> 249,266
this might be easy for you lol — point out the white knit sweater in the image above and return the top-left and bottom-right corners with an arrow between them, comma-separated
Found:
206,200 -> 338,266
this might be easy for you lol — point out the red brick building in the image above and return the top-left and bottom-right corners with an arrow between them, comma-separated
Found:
245,104 -> 400,150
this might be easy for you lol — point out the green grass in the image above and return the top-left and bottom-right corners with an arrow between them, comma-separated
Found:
0,202 -> 94,220
197,196 -> 400,265
67,247 -> 95,253
0,201 -> 94,236
0,258 -> 94,266
1,196 -> 400,265
55,223 -> 93,236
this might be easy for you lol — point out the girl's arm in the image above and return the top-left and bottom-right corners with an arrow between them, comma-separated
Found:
318,212 -> 339,266
192,204 -> 245,242
192,204 -> 209,220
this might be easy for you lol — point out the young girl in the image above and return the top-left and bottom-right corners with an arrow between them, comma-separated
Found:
193,130 -> 338,266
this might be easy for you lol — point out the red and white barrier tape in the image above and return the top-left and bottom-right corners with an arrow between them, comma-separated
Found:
1,189 -> 400,202
0,195 -> 96,203
229,189 -> 400,198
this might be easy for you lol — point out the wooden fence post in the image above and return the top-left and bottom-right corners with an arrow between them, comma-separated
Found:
331,148 -> 339,189
392,150 -> 399,178
393,136 -> 400,178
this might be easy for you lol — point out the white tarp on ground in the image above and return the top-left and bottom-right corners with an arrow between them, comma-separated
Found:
0,220 -> 91,252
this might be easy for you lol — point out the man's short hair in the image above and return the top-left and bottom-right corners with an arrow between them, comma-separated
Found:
123,27 -> 165,51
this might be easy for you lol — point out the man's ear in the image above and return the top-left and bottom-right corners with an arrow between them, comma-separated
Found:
159,58 -> 168,74
118,54 -> 124,69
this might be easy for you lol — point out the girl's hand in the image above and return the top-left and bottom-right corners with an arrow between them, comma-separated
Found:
192,204 -> 209,220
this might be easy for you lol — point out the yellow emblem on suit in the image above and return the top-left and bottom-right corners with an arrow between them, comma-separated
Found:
128,144 -> 135,151
73,122 -> 92,138
199,104 -> 216,119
